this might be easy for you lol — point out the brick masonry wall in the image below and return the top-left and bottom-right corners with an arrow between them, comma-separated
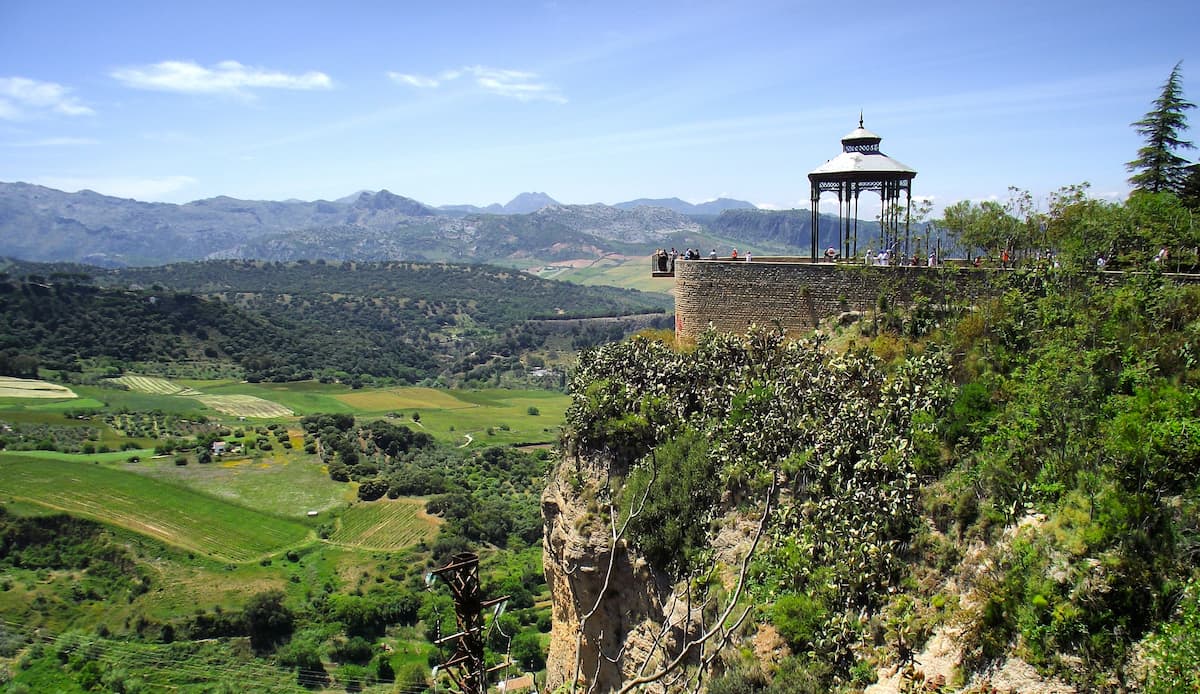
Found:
672,259 -> 1200,340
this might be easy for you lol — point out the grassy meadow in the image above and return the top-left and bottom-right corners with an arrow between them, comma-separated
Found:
129,452 -> 351,518
0,454 -> 311,562
547,255 -> 678,294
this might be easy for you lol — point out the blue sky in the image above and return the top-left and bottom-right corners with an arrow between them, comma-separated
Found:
2,0 -> 1198,217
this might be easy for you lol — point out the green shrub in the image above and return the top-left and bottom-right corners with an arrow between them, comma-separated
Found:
392,662 -> 428,693
1144,580 -> 1200,693
771,593 -> 828,651
620,427 -> 719,572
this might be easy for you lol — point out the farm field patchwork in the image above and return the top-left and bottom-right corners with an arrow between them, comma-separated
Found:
411,388 -> 570,445
0,454 -> 310,562
5,374 -> 569,445
71,385 -> 214,414
193,379 -> 357,415
329,498 -> 440,551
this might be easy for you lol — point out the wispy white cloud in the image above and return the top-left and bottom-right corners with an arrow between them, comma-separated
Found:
111,60 -> 332,95
387,72 -> 440,88
389,65 -> 566,103
34,175 -> 197,201
2,136 -> 98,147
0,77 -> 94,120
467,66 -> 565,103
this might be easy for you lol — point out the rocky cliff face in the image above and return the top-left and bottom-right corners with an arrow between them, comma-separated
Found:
541,452 -> 764,693
542,455 -> 686,693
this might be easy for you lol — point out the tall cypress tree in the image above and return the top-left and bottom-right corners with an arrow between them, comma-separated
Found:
1126,61 -> 1195,194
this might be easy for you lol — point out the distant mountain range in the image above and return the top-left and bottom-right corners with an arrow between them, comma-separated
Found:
437,192 -> 756,216
612,197 -> 755,215
439,191 -> 564,215
0,182 -> 854,267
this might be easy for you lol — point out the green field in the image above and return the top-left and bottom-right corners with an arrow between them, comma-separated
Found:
193,393 -> 293,417
131,453 -> 350,518
335,386 -> 470,411
0,454 -> 311,562
179,381 -> 571,446
0,396 -> 104,413
406,388 -> 569,446
190,379 -> 358,415
0,448 -> 155,464
329,498 -> 440,550
549,255 -> 679,294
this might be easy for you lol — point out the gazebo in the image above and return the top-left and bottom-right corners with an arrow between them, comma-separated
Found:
808,117 -> 916,260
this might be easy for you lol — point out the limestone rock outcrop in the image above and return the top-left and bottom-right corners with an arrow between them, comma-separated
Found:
541,456 -> 687,693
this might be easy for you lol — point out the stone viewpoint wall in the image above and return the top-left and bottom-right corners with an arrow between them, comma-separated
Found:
672,258 -> 994,340
673,258 -> 1200,340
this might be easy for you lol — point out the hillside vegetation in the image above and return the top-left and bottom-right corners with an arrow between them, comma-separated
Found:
0,259 -> 670,385
558,265 -> 1200,692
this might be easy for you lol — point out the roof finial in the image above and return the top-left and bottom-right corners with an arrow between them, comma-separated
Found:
858,110 -> 864,128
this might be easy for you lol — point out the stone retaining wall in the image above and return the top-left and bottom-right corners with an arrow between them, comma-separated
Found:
672,258 -> 1198,340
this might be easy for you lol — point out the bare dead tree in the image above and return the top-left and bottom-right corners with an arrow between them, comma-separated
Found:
556,461 -> 777,693
613,475 -> 777,693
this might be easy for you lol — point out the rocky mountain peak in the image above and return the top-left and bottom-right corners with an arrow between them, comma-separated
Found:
504,192 -> 560,214
352,189 -> 436,216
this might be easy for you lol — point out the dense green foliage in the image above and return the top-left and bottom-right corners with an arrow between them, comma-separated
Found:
566,328 -> 948,684
939,182 -> 1200,269
0,508 -> 152,604
618,427 -> 723,572
920,270 -> 1200,685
